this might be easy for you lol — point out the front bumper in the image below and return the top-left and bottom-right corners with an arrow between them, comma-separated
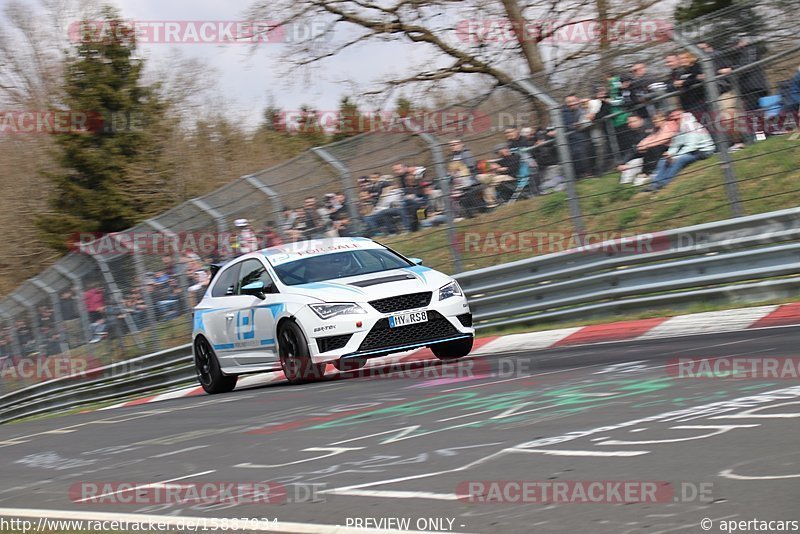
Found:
296,295 -> 474,364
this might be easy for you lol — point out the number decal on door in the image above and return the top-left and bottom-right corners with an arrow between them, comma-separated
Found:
235,310 -> 255,340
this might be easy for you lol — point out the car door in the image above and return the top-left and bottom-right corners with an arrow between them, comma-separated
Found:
230,258 -> 281,368
201,261 -> 242,368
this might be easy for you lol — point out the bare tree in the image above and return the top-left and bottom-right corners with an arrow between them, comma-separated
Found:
247,0 -> 666,101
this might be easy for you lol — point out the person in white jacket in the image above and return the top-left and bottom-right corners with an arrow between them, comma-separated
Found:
644,109 -> 715,192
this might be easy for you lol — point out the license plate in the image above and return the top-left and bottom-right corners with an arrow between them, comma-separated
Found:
389,310 -> 428,328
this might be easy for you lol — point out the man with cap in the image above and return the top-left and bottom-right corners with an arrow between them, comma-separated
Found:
234,218 -> 258,255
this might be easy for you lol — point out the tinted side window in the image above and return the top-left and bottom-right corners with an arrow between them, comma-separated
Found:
237,259 -> 275,294
211,263 -> 241,297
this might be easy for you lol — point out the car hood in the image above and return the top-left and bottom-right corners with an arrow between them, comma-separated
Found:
283,266 -> 453,304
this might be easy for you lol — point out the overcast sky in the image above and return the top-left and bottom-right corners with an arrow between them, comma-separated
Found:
110,0 -> 427,126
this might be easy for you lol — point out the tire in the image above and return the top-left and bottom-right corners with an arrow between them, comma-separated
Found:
194,336 -> 237,394
333,357 -> 367,372
278,321 -> 327,384
431,336 -> 474,361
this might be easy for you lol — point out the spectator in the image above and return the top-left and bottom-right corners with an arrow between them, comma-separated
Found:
562,94 -> 593,178
234,218 -> 258,255
617,114 -> 649,164
630,63 -> 657,118
532,127 -> 563,193
618,112 -> 678,184
448,139 -> 477,176
259,223 -> 284,248
780,65 -> 800,122
83,284 -> 106,343
125,287 -> 149,329
673,51 -> 708,122
490,144 -> 522,203
644,109 -> 715,192
364,180 -> 408,236
419,182 -> 447,227
586,85 -> 611,175
699,41 -> 742,150
722,35 -> 770,142
448,161 -> 483,219
59,289 -> 78,321
392,163 -> 422,232
327,192 -> 352,237
300,197 -> 327,239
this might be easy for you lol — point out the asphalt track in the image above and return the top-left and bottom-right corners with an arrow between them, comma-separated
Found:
1,326 -> 799,533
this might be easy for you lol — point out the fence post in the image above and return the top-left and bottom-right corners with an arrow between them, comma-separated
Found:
310,147 -> 364,236
10,294 -> 44,355
0,308 -> 23,359
243,174 -> 287,237
30,279 -> 69,354
53,264 -> 93,344
672,30 -> 743,217
403,120 -> 464,273
514,79 -> 586,237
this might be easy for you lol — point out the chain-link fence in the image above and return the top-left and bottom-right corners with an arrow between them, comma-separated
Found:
1,0 -> 798,393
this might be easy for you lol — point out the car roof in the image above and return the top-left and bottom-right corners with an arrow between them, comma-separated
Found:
260,237 -> 384,266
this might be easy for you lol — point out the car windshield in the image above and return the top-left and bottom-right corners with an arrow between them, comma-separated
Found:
271,249 -> 412,285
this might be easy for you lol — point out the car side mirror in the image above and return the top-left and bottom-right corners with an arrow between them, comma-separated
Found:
241,281 -> 269,299
409,257 -> 423,265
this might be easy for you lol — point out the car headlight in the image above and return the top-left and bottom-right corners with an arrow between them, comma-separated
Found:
308,303 -> 367,320
439,281 -> 463,301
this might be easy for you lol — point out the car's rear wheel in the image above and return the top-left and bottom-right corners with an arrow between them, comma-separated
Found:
194,336 -> 237,394
279,321 -> 327,384
431,336 -> 474,361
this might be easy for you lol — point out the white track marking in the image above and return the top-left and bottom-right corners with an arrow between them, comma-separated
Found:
149,445 -> 209,458
0,508 -> 460,534
597,425 -> 760,446
471,328 -> 581,354
505,448 -> 650,457
328,489 -> 460,501
234,447 -> 364,469
638,306 -> 777,339
73,470 -> 216,503
719,469 -> 800,480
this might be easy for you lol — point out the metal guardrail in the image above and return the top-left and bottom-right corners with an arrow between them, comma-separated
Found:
0,344 -> 194,425
455,207 -> 800,329
1,207 -> 799,424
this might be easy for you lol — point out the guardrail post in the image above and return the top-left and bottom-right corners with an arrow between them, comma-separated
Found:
672,30 -> 743,218
243,174 -> 288,238
0,308 -> 24,360
53,264 -> 93,344
90,239 -> 144,349
514,79 -> 586,238
30,279 -> 69,355
190,198 -> 227,235
403,120 -> 464,273
310,147 -> 364,236
10,294 -> 45,356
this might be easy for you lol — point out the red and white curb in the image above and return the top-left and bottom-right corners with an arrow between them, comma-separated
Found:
95,302 -> 800,412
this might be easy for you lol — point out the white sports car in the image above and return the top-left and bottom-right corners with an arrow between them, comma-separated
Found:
192,237 -> 474,392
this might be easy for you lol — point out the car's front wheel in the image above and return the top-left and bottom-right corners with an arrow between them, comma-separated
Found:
278,321 -> 327,384
194,336 -> 237,394
431,336 -> 474,361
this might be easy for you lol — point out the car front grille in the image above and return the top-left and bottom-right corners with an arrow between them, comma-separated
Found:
358,310 -> 460,352
316,334 -> 353,353
369,292 -> 432,313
